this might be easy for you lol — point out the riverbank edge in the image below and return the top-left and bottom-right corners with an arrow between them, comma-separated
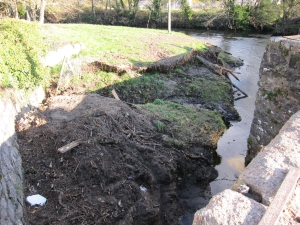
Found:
192,35 -> 300,225
0,28 -> 240,224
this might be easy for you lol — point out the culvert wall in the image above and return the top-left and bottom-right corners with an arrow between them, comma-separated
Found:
0,86 -> 45,225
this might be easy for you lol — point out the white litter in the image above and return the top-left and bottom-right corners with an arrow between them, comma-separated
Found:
26,194 -> 47,206
140,186 -> 147,192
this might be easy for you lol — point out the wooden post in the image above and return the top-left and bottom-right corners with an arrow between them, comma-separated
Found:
168,0 -> 171,33
259,167 -> 300,225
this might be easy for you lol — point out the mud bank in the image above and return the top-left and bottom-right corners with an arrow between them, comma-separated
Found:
246,35 -> 300,165
0,42 -> 241,225
193,110 -> 300,225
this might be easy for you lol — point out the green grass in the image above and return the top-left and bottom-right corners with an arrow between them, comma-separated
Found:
176,74 -> 232,104
138,100 -> 226,146
0,19 -> 50,89
41,24 -> 206,67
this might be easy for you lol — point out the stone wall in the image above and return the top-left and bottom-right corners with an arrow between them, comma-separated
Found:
193,110 -> 300,225
0,86 -> 45,225
246,35 -> 300,165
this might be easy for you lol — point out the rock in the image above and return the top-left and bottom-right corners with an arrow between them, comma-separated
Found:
241,111 -> 300,205
192,189 -> 266,225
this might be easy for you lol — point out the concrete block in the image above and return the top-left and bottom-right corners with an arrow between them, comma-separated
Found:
241,111 -> 300,205
192,189 -> 266,225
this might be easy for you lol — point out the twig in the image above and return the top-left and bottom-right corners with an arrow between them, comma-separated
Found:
57,141 -> 80,153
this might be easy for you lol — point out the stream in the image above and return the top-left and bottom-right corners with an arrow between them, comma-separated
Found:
177,29 -> 270,224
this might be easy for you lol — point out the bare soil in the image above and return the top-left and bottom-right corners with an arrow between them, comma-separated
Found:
18,94 -> 217,225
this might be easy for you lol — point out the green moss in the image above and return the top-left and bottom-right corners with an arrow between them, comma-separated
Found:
218,52 -> 237,66
177,75 -> 231,104
247,137 -> 253,145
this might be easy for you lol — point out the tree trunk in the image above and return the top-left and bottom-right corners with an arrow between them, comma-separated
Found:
39,0 -> 46,24
92,0 -> 96,18
168,0 -> 171,33
14,1 -> 18,19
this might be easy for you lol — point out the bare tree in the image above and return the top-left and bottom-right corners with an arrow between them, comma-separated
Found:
91,0 -> 95,17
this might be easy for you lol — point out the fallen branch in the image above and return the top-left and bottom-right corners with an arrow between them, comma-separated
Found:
196,55 -> 240,81
57,141 -> 80,153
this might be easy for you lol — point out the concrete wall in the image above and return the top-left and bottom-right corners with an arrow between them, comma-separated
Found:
193,110 -> 300,225
0,87 -> 45,225
246,35 -> 300,165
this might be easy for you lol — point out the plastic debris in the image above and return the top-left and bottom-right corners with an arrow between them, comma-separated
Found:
140,185 -> 147,192
26,194 -> 47,206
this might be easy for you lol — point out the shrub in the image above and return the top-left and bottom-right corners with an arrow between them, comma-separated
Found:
0,19 -> 50,89
223,0 -> 250,30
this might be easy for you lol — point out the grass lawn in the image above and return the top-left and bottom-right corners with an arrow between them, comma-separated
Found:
41,24 -> 207,67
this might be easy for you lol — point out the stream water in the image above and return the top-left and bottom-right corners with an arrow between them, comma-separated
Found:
177,29 -> 270,224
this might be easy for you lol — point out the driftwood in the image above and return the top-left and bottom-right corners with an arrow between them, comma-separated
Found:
112,89 -> 120,100
196,55 -> 240,81
259,167 -> 300,225
57,141 -> 80,153
196,55 -> 250,100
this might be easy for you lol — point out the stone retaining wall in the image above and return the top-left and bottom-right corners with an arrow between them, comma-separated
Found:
246,35 -> 300,165
193,110 -> 300,225
0,87 -> 45,225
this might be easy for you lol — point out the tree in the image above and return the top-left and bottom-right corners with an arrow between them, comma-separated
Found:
39,0 -> 46,24
91,0 -> 95,18
279,0 -> 300,34
223,0 -> 250,30
180,0 -> 192,20
168,0 -> 171,33
250,0 -> 280,30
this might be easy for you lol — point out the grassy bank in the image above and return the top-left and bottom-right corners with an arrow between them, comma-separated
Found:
41,23 -> 235,147
0,20 -> 235,147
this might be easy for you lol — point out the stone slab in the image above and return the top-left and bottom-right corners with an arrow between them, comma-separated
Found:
241,111 -> 300,205
192,189 -> 266,225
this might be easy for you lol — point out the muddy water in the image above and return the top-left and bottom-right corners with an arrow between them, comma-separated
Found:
177,29 -> 270,224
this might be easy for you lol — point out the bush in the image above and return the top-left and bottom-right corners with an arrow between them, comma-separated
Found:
0,19 -> 50,89
223,0 -> 250,30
